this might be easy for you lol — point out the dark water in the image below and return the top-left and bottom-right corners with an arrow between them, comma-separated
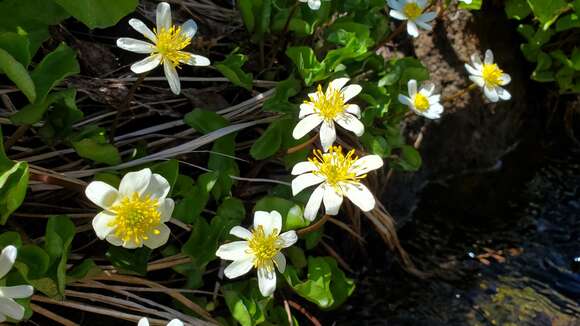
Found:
336,139 -> 580,325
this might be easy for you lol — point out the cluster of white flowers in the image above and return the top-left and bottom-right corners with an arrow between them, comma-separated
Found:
0,246 -> 34,323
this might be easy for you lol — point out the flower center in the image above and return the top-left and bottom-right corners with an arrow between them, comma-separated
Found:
403,3 -> 423,20
309,85 -> 346,121
482,63 -> 504,88
109,192 -> 162,245
248,225 -> 281,271
309,146 -> 365,190
154,26 -> 191,67
412,93 -> 430,111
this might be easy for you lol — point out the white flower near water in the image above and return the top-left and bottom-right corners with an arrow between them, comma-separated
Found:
0,246 -> 34,323
85,168 -> 175,250
465,49 -> 511,102
116,2 -> 210,95
398,79 -> 444,119
299,0 -> 322,10
292,78 -> 364,151
387,0 -> 437,38
215,211 -> 298,297
138,318 -> 183,326
291,146 -> 383,221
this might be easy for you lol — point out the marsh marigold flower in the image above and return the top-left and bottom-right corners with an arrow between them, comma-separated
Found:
291,146 -> 383,220
387,0 -> 437,38
398,79 -> 444,119
293,78 -> 364,151
0,246 -> 34,323
465,49 -> 511,102
85,168 -> 175,249
138,318 -> 183,326
116,2 -> 210,95
216,211 -> 298,297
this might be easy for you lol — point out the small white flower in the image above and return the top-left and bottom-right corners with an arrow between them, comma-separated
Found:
291,146 -> 383,221
85,168 -> 175,249
387,0 -> 437,38
298,0 -> 322,10
465,49 -> 511,102
138,318 -> 183,326
215,211 -> 298,297
398,79 -> 444,119
0,246 -> 34,323
292,78 -> 364,151
459,0 -> 473,4
116,2 -> 210,95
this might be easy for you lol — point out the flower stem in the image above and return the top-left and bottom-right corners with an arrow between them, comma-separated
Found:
286,133 -> 319,154
442,83 -> 477,103
297,214 -> 330,236
109,73 -> 148,144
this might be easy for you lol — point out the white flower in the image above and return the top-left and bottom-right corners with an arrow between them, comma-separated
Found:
459,0 -> 473,4
291,146 -> 383,221
299,0 -> 322,10
292,78 -> 364,151
0,246 -> 34,323
85,168 -> 175,249
398,79 -> 443,119
116,2 -> 210,95
387,0 -> 437,38
465,49 -> 511,102
138,318 -> 183,326
215,211 -> 298,297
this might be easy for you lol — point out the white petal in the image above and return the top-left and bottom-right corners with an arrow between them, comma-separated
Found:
0,246 -> 16,279
419,82 -> 435,96
230,226 -> 252,240
469,76 -> 485,87
292,173 -> 325,196
307,0 -> 321,10
407,21 -> 419,37
329,78 -> 350,91
335,113 -> 364,136
417,11 -> 437,23
408,79 -> 418,96
323,186 -> 343,215
128,19 -> 156,42
216,241 -> 250,260
273,252 -> 286,273
279,231 -> 298,248
348,155 -> 384,176
340,84 -> 362,102
497,87 -> 511,100
387,0 -> 403,11
254,211 -> 282,236
428,94 -> 441,105
122,238 -> 141,249
85,181 -> 119,210
143,223 -> 171,249
181,19 -> 198,39
423,108 -> 442,119
464,63 -> 481,76
119,168 -> 152,197
156,2 -> 172,32
304,184 -> 324,221
398,94 -> 412,106
292,114 -> 323,139
179,52 -> 211,66
291,161 -> 318,175
167,320 -> 184,326
345,104 -> 361,118
159,198 -> 174,222
130,54 -> 162,74
484,86 -> 499,102
143,173 -> 170,200
138,318 -> 150,326
257,267 -> 277,296
319,121 -> 336,152
163,59 -> 181,95
299,103 -> 315,119
224,258 -> 253,279
471,53 -> 482,66
343,183 -> 376,212
416,20 -> 432,31
500,73 -> 511,86
116,38 -> 154,54
0,297 -> 24,321
92,212 -> 116,240
417,0 -> 428,7
484,49 -> 494,64
105,234 -> 123,247
389,10 -> 407,21
0,285 -> 33,299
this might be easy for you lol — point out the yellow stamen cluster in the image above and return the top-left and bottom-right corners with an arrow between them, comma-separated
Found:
248,225 -> 281,271
403,3 -> 423,20
310,146 -> 365,190
154,26 -> 191,67
308,85 -> 346,121
109,192 -> 161,245
412,93 -> 430,111
482,63 -> 504,88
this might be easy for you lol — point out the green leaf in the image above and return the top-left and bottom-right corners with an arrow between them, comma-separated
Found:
215,53 -> 253,91
254,196 -> 309,230
527,0 -> 570,30
0,48 -> 35,103
66,259 -> 102,283
286,46 -> 326,86
106,247 -> 151,275
263,76 -> 301,113
238,0 -> 255,32
250,120 -> 284,160
173,172 -> 218,223
17,245 -> 50,279
151,159 -> 179,193
184,109 -> 228,133
0,231 -> 22,248
556,13 -> 580,32
54,0 -> 138,29
44,216 -> 75,297
0,161 -> 29,225
0,30 -> 31,66
37,89 -> 83,143
395,145 -> 422,171
505,0 -> 531,20
223,280 -> 270,326
71,126 -> 121,165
